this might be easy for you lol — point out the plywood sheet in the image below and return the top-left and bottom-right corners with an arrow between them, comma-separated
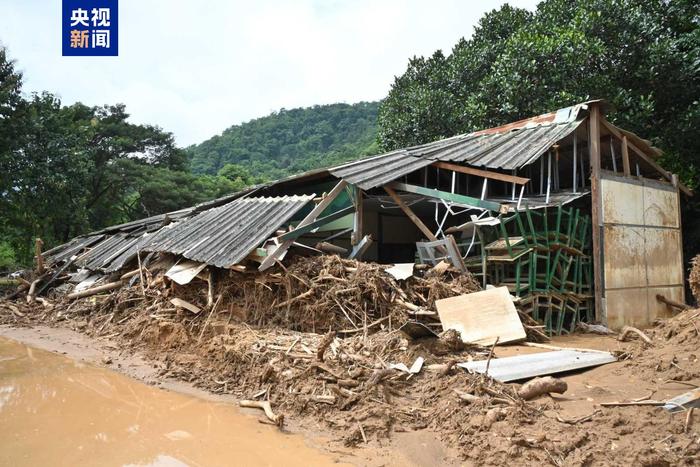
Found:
601,178 -> 644,225
605,288 -> 648,329
603,225 -> 646,289
435,287 -> 526,346
643,185 -> 679,228
644,228 -> 683,286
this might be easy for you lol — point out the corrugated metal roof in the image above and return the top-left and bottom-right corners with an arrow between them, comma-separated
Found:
45,234 -> 105,266
458,349 -> 617,382
330,150 -> 434,191
76,234 -> 143,271
329,108 -> 585,190
143,195 -> 314,268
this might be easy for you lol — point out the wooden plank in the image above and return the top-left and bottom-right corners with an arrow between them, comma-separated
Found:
589,106 -> 604,323
278,206 -> 355,241
383,185 -> 440,242
621,135 -> 631,176
435,287 -> 526,346
259,181 -> 347,271
170,297 -> 201,314
352,185 -> 363,246
600,118 -> 692,196
432,161 -> 530,185
388,181 -> 503,212
348,234 -> 372,260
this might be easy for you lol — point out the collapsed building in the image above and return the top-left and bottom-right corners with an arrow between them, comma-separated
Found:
40,100 -> 692,331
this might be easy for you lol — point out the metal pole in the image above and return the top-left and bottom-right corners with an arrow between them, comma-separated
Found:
451,171 -> 456,193
546,150 -> 552,204
517,185 -> 524,210
481,179 -> 488,200
540,155 -> 544,194
610,138 -> 617,173
573,132 -> 578,193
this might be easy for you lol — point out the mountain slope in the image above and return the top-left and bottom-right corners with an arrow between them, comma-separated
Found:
188,101 -> 380,180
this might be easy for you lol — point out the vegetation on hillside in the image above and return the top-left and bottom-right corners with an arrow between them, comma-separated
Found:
187,102 -> 380,180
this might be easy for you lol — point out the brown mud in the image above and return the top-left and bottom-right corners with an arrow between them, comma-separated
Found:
0,335 -> 349,467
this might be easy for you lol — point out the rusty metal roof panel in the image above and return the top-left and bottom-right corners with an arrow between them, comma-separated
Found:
144,195 -> 314,268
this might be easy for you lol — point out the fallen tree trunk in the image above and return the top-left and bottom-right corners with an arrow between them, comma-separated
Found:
517,376 -> 568,400
67,280 -> 123,300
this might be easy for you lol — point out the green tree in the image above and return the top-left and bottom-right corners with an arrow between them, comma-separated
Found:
378,0 -> 699,187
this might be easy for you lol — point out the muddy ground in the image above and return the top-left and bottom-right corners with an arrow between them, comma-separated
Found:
1,300 -> 698,466
1,255 -> 699,465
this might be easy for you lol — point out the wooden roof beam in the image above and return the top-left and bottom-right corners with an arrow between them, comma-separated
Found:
600,118 -> 692,196
431,161 -> 530,185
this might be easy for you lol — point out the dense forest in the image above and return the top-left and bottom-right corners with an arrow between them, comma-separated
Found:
187,102 -> 380,180
1,0 -> 698,269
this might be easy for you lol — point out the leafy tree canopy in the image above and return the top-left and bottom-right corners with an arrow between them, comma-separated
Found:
378,0 -> 699,187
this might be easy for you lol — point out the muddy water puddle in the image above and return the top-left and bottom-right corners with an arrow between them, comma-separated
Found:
0,337 -> 345,466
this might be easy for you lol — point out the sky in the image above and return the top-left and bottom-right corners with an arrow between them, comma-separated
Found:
1,0 -> 539,146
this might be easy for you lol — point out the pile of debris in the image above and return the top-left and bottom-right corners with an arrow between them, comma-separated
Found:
691,254 -> 700,304
2,254 -> 700,465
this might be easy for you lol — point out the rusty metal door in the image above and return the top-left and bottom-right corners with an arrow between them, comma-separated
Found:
599,172 -> 684,328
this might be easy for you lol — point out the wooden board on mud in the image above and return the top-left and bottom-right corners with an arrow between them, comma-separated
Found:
435,286 -> 526,346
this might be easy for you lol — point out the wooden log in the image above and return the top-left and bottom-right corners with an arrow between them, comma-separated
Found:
600,400 -> 665,407
316,330 -> 336,362
314,242 -> 348,255
26,279 -> 39,304
67,280 -> 123,300
170,297 -> 201,314
239,400 -> 284,427
656,294 -> 690,311
517,376 -> 568,400
617,325 -> 653,345
34,238 -> 44,274
120,269 -> 140,280
454,389 -> 481,403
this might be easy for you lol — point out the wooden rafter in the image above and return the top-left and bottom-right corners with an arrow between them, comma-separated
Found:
383,185 -> 440,243
600,118 -> 692,196
431,161 -> 530,185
